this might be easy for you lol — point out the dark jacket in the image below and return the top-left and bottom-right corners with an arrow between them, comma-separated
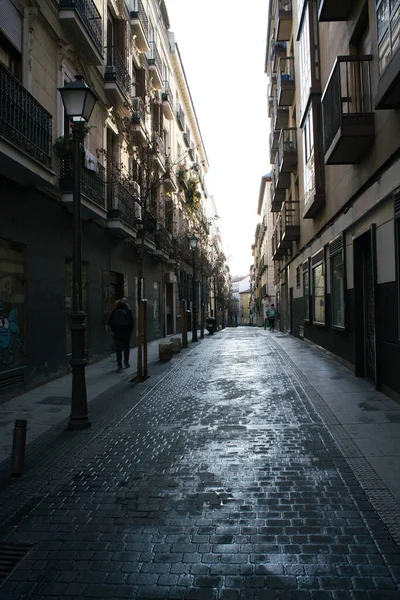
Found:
109,302 -> 134,340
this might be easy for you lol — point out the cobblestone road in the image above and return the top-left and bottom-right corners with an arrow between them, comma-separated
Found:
1,329 -> 400,599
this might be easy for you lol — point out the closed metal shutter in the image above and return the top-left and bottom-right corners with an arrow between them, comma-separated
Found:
0,0 -> 23,53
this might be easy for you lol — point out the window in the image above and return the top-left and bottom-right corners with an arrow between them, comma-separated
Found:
296,266 -> 301,288
311,250 -> 325,324
303,260 -> 309,320
330,236 -> 345,328
377,0 -> 400,73
0,238 -> 25,371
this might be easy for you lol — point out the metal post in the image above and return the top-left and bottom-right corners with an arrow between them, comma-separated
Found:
181,299 -> 188,348
137,299 -> 143,381
192,248 -> 198,342
68,121 -> 90,430
11,419 -> 27,477
142,299 -> 148,379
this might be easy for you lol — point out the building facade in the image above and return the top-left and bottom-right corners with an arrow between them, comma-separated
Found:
0,0 -> 219,392
263,0 -> 400,400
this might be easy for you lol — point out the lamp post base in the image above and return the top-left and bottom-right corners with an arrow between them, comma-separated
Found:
68,311 -> 91,431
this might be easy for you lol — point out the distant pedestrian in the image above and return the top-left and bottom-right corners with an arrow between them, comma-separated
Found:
267,304 -> 276,332
264,306 -> 269,330
109,298 -> 134,372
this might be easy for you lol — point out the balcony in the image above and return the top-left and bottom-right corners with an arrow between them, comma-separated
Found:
272,41 -> 287,73
163,159 -> 177,193
322,55 -> 374,165
162,81 -> 174,120
107,175 -> 141,238
147,41 -> 163,90
131,97 -> 146,146
104,47 -> 131,107
188,142 -> 195,160
59,0 -> 103,65
275,0 -> 293,42
0,64 -> 53,184
183,127 -> 190,148
130,0 -> 149,52
273,94 -> 289,129
152,131 -> 165,170
270,129 -> 279,164
176,104 -> 185,131
278,128 -> 297,173
274,146 -> 290,190
270,170 -> 285,212
59,156 -> 107,221
282,200 -> 300,242
277,57 -> 295,106
274,215 -> 291,259
317,0 -> 354,22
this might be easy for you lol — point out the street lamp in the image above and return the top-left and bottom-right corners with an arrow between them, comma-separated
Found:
58,75 -> 97,430
188,233 -> 198,343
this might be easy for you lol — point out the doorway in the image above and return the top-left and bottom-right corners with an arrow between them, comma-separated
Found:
354,226 -> 377,384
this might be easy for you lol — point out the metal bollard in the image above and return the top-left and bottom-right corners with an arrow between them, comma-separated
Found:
11,419 -> 27,477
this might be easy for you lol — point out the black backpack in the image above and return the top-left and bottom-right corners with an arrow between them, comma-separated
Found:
113,308 -> 129,329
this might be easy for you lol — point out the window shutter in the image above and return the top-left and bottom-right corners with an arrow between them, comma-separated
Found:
135,68 -> 146,99
395,188 -> 400,218
329,235 -> 343,256
311,248 -> 324,266
0,0 -> 23,53
115,19 -> 127,64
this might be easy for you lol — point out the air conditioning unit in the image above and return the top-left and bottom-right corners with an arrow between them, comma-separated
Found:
134,201 -> 142,221
131,181 -> 140,198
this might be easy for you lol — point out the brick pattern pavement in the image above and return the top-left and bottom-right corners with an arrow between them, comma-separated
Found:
0,329 -> 399,599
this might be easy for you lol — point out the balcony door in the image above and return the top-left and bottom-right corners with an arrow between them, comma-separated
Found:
106,127 -> 117,208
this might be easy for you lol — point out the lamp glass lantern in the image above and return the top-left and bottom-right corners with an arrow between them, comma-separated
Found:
58,75 -> 97,122
188,233 -> 198,250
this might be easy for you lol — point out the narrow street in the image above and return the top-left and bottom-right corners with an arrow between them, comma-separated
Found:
1,328 -> 400,599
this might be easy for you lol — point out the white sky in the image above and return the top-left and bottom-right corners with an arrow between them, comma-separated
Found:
166,0 -> 270,277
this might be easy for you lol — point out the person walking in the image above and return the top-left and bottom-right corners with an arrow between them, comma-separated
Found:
109,298 -> 134,372
264,305 -> 269,330
267,303 -> 276,332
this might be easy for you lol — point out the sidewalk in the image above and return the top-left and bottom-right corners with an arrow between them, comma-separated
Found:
0,332 -> 191,465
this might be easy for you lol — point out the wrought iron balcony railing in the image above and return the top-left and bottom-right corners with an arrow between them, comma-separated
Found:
105,46 -> 131,98
60,156 -> 106,208
147,41 -> 162,76
278,127 -> 297,171
108,174 -> 140,228
130,0 -> 148,34
0,63 -> 52,169
162,81 -> 174,108
277,56 -> 295,106
176,104 -> 185,130
60,0 -> 102,55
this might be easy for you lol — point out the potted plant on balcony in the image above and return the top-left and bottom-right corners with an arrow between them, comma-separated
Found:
53,124 -> 92,158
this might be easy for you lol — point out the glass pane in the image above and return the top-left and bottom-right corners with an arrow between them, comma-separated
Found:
331,254 -> 344,327
391,5 -> 400,53
313,263 -> 325,323
0,238 -> 25,371
377,0 -> 389,40
379,31 -> 391,72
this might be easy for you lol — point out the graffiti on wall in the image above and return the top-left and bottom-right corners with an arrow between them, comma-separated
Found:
0,300 -> 21,366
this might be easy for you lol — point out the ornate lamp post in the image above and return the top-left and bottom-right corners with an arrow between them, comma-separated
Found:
188,233 -> 198,343
58,75 -> 97,430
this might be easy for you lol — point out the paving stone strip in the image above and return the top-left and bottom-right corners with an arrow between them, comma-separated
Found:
0,329 -> 399,599
270,334 -> 400,550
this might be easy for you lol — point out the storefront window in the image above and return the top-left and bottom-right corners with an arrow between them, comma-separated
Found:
0,238 -> 25,371
312,261 -> 325,324
303,261 -> 309,320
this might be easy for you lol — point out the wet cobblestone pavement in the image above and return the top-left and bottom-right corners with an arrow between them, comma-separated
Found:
1,329 -> 400,599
